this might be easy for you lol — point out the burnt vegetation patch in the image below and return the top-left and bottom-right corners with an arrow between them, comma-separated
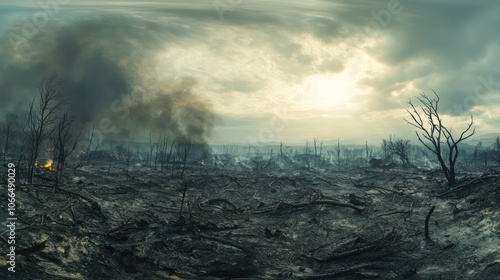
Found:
0,82 -> 499,279
1,136 -> 500,279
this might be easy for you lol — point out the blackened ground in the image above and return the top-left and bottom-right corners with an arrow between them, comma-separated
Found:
0,162 -> 499,279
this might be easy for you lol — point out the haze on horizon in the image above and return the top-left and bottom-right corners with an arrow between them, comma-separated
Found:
0,0 -> 499,146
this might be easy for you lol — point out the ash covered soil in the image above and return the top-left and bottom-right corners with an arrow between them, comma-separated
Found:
1,162 -> 499,279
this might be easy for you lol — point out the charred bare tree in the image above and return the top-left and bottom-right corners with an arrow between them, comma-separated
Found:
279,141 -> 289,158
304,139 -> 311,155
381,139 -> 390,161
148,132 -> 157,167
482,149 -> 490,167
1,121 -> 26,174
335,139 -> 341,165
200,144 -> 209,173
178,179 -> 195,221
250,152 -> 274,172
459,147 -> 468,167
179,180 -> 189,220
175,137 -> 192,179
313,138 -> 319,167
156,135 -> 168,172
365,141 -> 372,164
473,145 -> 479,165
51,109 -> 81,185
24,76 -> 64,184
125,142 -> 132,173
250,153 -> 262,171
405,90 -> 475,186
383,137 -> 411,164
83,125 -> 95,165
167,139 -> 176,175
154,136 -> 162,170
212,152 -> 218,171
318,142 -> 323,167
342,146 -> 350,165
1,123 -> 12,164
491,137 -> 500,166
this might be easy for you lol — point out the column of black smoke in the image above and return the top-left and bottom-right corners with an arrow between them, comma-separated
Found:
0,15 -> 214,160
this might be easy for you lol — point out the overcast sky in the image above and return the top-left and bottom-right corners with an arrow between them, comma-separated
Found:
1,0 -> 499,145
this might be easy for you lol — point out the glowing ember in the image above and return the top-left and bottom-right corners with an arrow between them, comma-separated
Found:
42,159 -> 55,171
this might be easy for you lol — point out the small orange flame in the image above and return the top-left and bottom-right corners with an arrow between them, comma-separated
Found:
42,159 -> 55,171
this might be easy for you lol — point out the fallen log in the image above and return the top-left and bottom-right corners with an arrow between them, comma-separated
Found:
438,175 -> 499,197
199,234 -> 255,254
298,264 -> 371,279
29,184 -> 108,222
425,206 -> 435,242
316,244 -> 376,262
293,199 -> 364,213
205,198 -> 238,212
315,177 -> 340,187
18,240 -> 48,256
353,184 -> 402,194
305,228 -> 396,263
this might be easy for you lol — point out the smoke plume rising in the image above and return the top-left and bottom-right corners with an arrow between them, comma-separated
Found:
0,15 -> 214,144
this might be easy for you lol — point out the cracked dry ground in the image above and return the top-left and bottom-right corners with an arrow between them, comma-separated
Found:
1,164 -> 499,279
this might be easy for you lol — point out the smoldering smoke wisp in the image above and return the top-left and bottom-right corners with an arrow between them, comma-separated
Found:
0,15 -> 214,144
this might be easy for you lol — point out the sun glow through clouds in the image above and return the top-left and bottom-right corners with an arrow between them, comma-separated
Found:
305,74 -> 355,110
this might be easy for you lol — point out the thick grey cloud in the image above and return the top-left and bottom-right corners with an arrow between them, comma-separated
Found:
0,0 -> 499,143
0,8 -> 213,143
354,1 -> 500,115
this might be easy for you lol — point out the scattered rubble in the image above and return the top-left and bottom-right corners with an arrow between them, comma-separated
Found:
1,163 -> 499,279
